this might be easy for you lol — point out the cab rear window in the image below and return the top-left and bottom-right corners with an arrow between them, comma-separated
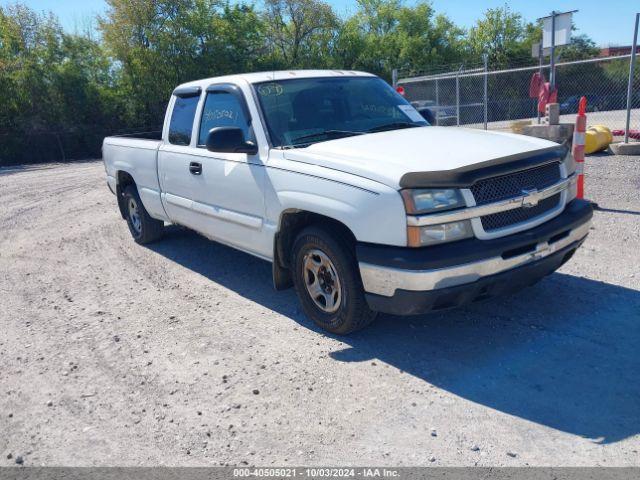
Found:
168,95 -> 199,146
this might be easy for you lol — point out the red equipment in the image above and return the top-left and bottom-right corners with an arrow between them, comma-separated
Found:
612,129 -> 640,139
529,72 -> 558,114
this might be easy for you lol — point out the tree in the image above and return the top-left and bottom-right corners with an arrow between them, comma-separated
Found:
0,3 -> 118,164
559,33 -> 600,62
262,0 -> 338,68
466,5 -> 537,67
99,0 -> 268,125
334,0 -> 464,79
0,4 -> 114,131
100,0 -> 199,125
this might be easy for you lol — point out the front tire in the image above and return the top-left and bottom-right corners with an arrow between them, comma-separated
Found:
122,185 -> 164,244
291,226 -> 376,335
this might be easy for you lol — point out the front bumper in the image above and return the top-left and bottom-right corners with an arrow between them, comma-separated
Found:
357,199 -> 593,315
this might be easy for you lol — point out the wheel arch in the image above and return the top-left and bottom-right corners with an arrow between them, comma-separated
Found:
115,170 -> 138,219
272,209 -> 357,291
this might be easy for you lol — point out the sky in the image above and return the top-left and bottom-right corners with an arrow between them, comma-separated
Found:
2,0 -> 638,47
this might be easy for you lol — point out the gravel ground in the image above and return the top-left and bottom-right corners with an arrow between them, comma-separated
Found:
0,154 -> 638,467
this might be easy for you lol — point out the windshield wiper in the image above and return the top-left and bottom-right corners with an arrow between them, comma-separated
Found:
289,129 -> 363,146
282,123 -> 419,149
367,122 -> 421,133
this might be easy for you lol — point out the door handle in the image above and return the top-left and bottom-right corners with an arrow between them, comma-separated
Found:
189,162 -> 202,175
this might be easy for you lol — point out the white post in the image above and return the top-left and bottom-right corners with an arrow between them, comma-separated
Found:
456,66 -> 461,126
624,13 -> 639,144
537,43 -> 543,125
435,79 -> 439,126
483,54 -> 488,130
550,11 -> 557,91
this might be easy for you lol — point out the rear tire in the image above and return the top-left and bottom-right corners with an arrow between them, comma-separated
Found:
291,226 -> 376,335
122,185 -> 164,244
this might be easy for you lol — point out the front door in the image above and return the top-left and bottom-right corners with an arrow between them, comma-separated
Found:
185,83 -> 268,258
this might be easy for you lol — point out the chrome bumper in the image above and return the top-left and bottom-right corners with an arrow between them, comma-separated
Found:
359,220 -> 590,298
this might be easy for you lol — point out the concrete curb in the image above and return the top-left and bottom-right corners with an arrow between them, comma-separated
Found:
521,124 -> 574,145
610,141 -> 640,155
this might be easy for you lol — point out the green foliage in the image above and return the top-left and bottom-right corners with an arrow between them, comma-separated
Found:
262,0 -> 338,68
0,3 -> 116,156
0,0 -> 608,165
99,0 -> 265,124
560,34 -> 600,62
467,5 -> 538,67
334,0 -> 465,79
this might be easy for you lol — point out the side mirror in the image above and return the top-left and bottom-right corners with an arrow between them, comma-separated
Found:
205,127 -> 258,155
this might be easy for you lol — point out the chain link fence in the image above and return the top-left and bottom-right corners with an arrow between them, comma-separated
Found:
397,55 -> 640,137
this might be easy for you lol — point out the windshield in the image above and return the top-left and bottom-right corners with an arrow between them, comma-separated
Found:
253,76 -> 428,148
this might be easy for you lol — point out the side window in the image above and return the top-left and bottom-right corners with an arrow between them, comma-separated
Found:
168,95 -> 199,146
198,91 -> 250,145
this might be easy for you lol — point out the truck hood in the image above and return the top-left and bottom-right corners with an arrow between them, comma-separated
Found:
283,126 -> 562,189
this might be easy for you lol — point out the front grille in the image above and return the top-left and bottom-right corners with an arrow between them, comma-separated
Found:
470,162 -> 561,205
481,193 -> 561,231
470,162 -> 563,232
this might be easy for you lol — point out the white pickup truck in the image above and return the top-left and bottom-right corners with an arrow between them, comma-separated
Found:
103,70 -> 592,334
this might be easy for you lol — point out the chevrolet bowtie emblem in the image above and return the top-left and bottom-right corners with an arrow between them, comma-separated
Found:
521,188 -> 540,208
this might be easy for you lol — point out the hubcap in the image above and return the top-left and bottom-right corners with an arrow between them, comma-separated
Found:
128,198 -> 142,234
302,249 -> 342,314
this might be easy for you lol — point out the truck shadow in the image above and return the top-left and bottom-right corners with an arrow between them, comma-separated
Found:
147,226 -> 640,445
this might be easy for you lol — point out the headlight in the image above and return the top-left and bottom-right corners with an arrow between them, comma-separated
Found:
407,220 -> 473,247
401,188 -> 465,214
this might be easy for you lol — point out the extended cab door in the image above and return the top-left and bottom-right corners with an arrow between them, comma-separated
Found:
183,83 -> 268,258
158,86 -> 203,229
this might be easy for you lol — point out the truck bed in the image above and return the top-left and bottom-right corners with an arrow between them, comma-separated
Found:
103,134 -> 166,220
112,131 -> 162,141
